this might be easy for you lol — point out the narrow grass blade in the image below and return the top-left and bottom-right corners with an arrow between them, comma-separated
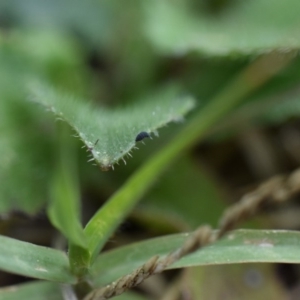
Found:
0,235 -> 76,283
48,124 -> 89,277
48,125 -> 87,248
91,229 -> 300,287
0,281 -> 64,300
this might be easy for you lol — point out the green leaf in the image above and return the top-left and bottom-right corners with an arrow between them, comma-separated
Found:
263,89 -> 300,124
47,124 -> 89,277
0,27 -> 98,215
0,97 -> 53,215
48,124 -> 87,248
91,229 -> 300,287
0,235 -> 76,283
0,281 -> 63,300
0,0 -> 115,46
114,292 -> 149,300
0,35 -> 77,215
0,281 -> 146,300
30,83 -> 195,170
184,264 -> 288,300
137,155 -> 225,230
143,0 -> 300,56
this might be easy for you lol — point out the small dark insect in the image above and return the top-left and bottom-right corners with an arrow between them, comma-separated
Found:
135,131 -> 150,142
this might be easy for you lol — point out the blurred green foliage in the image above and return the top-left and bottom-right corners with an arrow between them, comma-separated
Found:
1,0 -> 299,216
1,0 -> 300,299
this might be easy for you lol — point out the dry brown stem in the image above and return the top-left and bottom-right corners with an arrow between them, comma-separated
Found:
83,226 -> 214,300
218,168 -> 300,238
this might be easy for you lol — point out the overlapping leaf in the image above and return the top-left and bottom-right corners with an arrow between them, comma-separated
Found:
143,0 -> 300,56
0,30 -> 87,215
31,83 -> 195,170
0,87 -> 53,214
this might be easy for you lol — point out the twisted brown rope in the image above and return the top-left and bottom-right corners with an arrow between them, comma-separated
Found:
83,168 -> 300,300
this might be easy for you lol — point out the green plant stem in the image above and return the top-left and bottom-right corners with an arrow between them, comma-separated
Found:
48,123 -> 90,278
84,51 -> 295,265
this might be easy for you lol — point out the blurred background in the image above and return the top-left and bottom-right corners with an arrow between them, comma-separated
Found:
1,0 -> 300,299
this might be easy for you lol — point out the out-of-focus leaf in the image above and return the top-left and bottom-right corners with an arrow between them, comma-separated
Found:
49,162 -> 87,246
114,292 -> 148,300
10,30 -> 90,93
0,281 -> 147,300
31,83 -> 195,170
0,28 -> 91,215
48,124 -> 87,248
1,29 -> 91,93
91,230 -> 300,287
0,98 -> 53,214
183,264 -> 287,300
263,89 -> 300,124
0,235 -> 75,283
136,155 -> 225,230
208,85 -> 300,141
201,57 -> 300,140
0,0 -> 114,46
143,0 -> 300,56
0,281 -> 64,300
48,124 -> 90,277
